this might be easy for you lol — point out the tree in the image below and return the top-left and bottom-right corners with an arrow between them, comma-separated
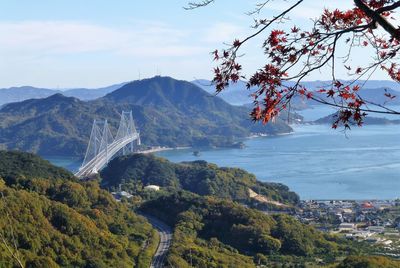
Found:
187,0 -> 400,129
0,192 -> 24,268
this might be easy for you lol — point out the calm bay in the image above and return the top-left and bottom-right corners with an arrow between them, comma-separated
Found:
45,107 -> 400,200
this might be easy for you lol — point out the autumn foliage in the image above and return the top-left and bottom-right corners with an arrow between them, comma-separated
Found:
210,0 -> 400,129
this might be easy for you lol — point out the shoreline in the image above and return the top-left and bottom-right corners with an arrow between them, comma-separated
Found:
301,199 -> 399,202
247,131 -> 294,139
138,146 -> 190,154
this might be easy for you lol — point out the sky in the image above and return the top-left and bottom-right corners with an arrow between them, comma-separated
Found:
0,0 -> 392,88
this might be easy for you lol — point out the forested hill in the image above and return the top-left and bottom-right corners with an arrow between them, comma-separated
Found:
141,191 -> 400,267
314,112 -> 400,125
104,76 -> 235,111
100,153 -> 299,206
141,191 -> 341,267
101,76 -> 293,138
0,76 -> 293,156
0,94 -> 108,156
0,150 -> 74,181
0,151 -> 157,267
1,153 -> 397,267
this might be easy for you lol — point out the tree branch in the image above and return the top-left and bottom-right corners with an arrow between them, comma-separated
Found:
184,0 -> 214,10
354,0 -> 400,40
376,1 -> 400,13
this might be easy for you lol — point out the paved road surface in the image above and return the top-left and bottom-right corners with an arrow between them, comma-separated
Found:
141,214 -> 172,268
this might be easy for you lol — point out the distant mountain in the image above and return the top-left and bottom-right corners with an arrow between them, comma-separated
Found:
192,79 -> 257,106
103,76 -> 294,143
0,86 -> 60,106
3,79 -> 399,108
0,76 -> 293,156
297,79 -> 400,91
194,79 -> 400,106
62,82 -> 127,100
283,80 -> 400,92
0,82 -> 127,106
308,87 -> 400,106
0,94 -> 102,155
314,112 -> 400,125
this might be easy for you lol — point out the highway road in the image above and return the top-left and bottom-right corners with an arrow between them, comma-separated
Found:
141,214 -> 172,268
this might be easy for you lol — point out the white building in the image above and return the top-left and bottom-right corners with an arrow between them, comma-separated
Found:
144,185 -> 160,191
339,223 -> 356,232
111,190 -> 133,201
368,226 -> 385,234
353,230 -> 372,239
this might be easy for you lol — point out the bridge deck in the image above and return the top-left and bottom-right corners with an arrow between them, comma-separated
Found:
75,133 -> 139,178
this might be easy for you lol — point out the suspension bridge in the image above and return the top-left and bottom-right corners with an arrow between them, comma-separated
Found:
75,111 -> 141,178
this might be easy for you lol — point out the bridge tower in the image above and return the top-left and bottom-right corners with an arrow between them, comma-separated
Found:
81,119 -> 114,172
76,111 -> 140,178
115,111 -> 138,155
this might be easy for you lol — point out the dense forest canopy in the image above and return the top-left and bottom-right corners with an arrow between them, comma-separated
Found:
141,191 -> 352,267
100,153 -> 299,207
0,151 -> 157,267
0,150 -> 399,267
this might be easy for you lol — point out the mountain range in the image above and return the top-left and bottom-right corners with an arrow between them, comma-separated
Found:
314,112 -> 400,125
3,76 -> 398,157
2,79 -> 400,108
0,82 -> 127,106
194,79 -> 400,106
0,76 -> 293,156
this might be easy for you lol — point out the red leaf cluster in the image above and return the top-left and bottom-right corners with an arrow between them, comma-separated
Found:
211,0 -> 400,129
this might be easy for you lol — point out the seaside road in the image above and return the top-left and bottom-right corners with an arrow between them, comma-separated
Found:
141,214 -> 173,268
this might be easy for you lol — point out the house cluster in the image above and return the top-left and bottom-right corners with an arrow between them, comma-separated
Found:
295,200 -> 400,251
337,222 -> 400,254
296,200 -> 400,231
298,200 -> 398,222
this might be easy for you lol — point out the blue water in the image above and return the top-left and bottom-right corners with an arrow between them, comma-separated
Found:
44,156 -> 82,173
45,106 -> 400,200
156,124 -> 400,200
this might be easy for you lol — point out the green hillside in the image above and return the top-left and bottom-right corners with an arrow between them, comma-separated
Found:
0,150 -> 74,180
337,256 -> 400,268
0,151 -> 157,267
140,191 -> 347,267
0,76 -> 293,156
100,153 -> 299,207
0,94 -> 105,156
0,151 -> 396,267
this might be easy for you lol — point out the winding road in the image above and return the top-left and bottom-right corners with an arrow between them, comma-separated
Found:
141,214 -> 172,268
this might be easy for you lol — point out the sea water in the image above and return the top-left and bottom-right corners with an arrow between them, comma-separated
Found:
156,124 -> 400,200
46,106 -> 400,200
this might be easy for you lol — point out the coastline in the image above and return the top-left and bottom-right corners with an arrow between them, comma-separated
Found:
247,131 -> 294,139
139,146 -> 190,154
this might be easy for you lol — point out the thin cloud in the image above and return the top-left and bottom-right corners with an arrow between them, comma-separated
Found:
261,1 -> 354,20
0,20 -> 205,58
203,22 -> 246,44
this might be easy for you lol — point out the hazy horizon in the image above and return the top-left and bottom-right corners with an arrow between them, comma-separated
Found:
2,76 -> 400,91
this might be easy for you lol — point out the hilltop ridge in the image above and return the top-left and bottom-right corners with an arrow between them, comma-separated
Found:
0,76 -> 293,156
